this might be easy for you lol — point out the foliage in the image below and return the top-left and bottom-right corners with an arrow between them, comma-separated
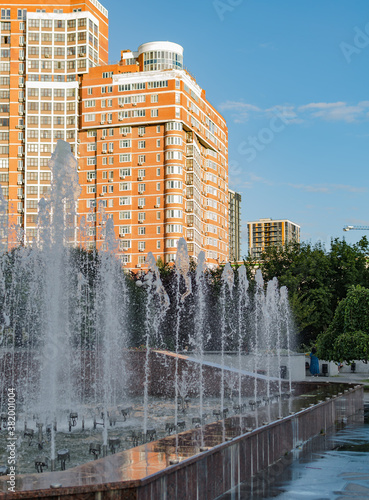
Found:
243,237 -> 369,347
317,285 -> 369,363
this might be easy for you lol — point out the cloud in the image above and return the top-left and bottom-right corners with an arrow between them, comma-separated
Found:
288,184 -> 330,193
218,101 -> 262,123
288,183 -> 367,194
259,42 -> 276,50
298,101 -> 369,123
219,99 -> 369,124
248,173 -> 275,186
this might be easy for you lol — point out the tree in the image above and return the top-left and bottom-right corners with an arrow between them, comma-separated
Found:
317,285 -> 369,363
244,237 -> 369,348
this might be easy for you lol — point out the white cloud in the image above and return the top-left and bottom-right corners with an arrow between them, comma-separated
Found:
218,101 -> 262,123
288,183 -> 367,194
219,99 -> 369,124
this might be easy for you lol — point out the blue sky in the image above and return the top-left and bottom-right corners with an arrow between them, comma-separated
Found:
102,0 -> 368,257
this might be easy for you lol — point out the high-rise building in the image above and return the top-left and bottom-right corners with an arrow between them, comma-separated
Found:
247,218 -> 300,259
1,2 -> 229,269
78,41 -> 229,269
1,0 -> 108,241
228,189 -> 241,262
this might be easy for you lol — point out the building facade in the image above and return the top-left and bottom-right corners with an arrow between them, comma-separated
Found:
1,0 -> 108,240
78,41 -> 229,269
1,2 -> 229,269
247,218 -> 300,259
228,189 -> 241,262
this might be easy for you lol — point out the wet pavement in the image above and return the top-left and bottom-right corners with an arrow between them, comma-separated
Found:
218,374 -> 369,500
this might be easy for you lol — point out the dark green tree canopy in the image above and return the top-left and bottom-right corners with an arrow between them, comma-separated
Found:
244,237 -> 369,347
317,285 -> 369,363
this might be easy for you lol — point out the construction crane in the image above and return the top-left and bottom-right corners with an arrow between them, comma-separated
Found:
343,225 -> 369,232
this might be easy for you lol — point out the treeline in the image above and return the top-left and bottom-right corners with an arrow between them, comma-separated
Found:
242,236 -> 369,349
1,237 -> 368,357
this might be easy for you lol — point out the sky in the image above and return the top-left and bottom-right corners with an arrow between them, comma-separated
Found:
102,0 -> 368,257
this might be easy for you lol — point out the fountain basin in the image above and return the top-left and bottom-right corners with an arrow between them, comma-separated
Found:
0,382 -> 363,499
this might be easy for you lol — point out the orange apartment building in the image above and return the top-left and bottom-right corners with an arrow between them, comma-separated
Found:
1,1 -> 229,270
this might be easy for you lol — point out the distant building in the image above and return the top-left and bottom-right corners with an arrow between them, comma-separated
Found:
228,190 -> 241,262
247,218 -> 300,259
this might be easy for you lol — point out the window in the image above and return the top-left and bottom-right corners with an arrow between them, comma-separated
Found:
138,241 -> 145,251
138,212 -> 145,221
119,154 -> 131,162
120,182 -> 131,191
85,114 -> 95,122
156,182 -> 160,191
166,239 -> 179,248
166,195 -> 182,203
166,210 -> 183,219
138,183 -> 145,193
166,165 -> 182,175
119,167 -> 131,177
147,80 -> 168,89
87,171 -> 96,180
138,198 -> 145,207
120,126 -> 131,135
17,9 -> 27,20
138,155 -> 145,164
166,151 -> 182,160
138,227 -> 146,235
166,224 -> 183,233
120,139 -> 131,148
166,137 -> 182,146
88,88 -> 93,95
138,126 -> 145,135
119,240 -> 131,251
157,226 -> 161,234
119,196 -> 131,205
138,140 -> 145,149
156,139 -> 161,147
156,168 -> 161,176
151,109 -> 158,117
85,100 -> 96,108
166,122 -> 183,131
151,94 -> 158,103
119,225 -> 131,235
1,9 -> 10,20
166,180 -> 182,189
119,211 -> 131,220
156,154 -> 161,162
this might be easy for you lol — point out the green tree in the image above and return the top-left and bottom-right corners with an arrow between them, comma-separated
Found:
317,285 -> 369,363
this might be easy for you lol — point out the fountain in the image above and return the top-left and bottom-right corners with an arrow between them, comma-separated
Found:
0,142 -> 364,498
